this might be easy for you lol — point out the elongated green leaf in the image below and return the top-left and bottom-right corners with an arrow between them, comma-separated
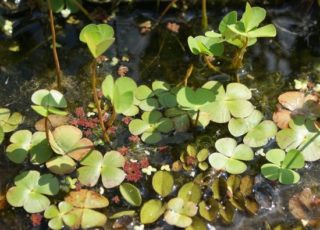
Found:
152,171 -> 174,197
120,183 -> 142,206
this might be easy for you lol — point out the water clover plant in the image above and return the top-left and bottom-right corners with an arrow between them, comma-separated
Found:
51,189 -> 109,229
276,117 -> 320,161
46,125 -> 93,175
164,197 -> 198,228
31,89 -> 68,117
44,201 -> 77,230
228,110 -> 277,147
102,75 -> 138,116
209,137 -> 254,174
261,149 -> 305,184
6,170 -> 59,213
79,24 -> 115,58
6,130 -> 52,164
77,150 -> 126,188
0,108 -> 23,144
201,81 -> 254,123
188,3 -> 276,70
129,111 -> 174,144
48,0 -> 82,13
134,85 -> 160,112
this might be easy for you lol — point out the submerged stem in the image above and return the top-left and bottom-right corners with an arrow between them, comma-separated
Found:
107,106 -> 117,128
48,8 -> 62,89
91,59 -> 110,144
194,110 -> 200,127
204,55 -> 220,72
201,0 -> 208,30
44,116 -> 50,143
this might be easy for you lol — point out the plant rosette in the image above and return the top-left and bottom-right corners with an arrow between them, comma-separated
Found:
276,117 -> 320,162
77,150 -> 126,188
6,130 -> 52,164
102,75 -> 138,116
46,125 -> 94,175
6,170 -> 59,213
79,24 -> 115,58
228,110 -> 277,148
209,137 -> 254,174
129,110 -> 174,144
0,108 -> 23,144
261,149 -> 304,184
31,89 -> 68,117
201,81 -> 254,123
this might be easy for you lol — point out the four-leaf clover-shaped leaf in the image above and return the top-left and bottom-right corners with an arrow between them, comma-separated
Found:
46,125 -> 94,175
31,89 -> 68,117
102,75 -> 138,115
80,24 -> 115,58
276,117 -> 320,161
164,197 -> 198,228
77,150 -> 126,188
6,130 -> 52,164
44,201 -> 77,230
6,170 -> 59,213
201,81 -> 254,123
0,108 -> 23,133
208,137 -> 254,174
261,149 -> 304,184
129,111 -> 174,144
228,110 -> 277,147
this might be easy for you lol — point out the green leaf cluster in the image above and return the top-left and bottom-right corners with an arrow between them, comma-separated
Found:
0,108 -> 24,144
261,149 -> 304,184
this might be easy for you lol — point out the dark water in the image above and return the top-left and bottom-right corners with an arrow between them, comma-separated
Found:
0,0 -> 320,229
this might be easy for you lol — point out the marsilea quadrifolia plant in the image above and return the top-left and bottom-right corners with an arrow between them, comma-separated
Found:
3,6 -> 320,229
188,3 -> 277,74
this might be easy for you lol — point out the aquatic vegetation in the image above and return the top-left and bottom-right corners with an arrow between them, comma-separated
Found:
209,137 -> 254,174
276,117 -> 320,161
46,125 -> 93,175
119,183 -> 142,206
6,130 -> 52,164
6,170 -> 59,213
261,149 -> 304,184
179,144 -> 209,171
152,171 -> 174,197
31,89 -> 68,117
48,0 -> 82,13
228,110 -> 277,147
129,111 -> 174,144
45,189 -> 108,229
140,199 -> 165,224
0,108 -> 23,144
77,150 -> 125,188
188,3 -> 277,73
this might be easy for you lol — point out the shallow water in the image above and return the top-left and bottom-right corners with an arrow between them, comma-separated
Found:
0,0 -> 320,229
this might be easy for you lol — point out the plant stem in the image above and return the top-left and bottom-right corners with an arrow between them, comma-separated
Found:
204,55 -> 220,72
194,110 -> 200,127
231,38 -> 248,71
107,106 -> 117,127
44,116 -> 50,142
201,0 -> 208,31
91,59 -> 110,143
177,64 -> 193,87
153,0 -> 178,28
48,8 -> 62,90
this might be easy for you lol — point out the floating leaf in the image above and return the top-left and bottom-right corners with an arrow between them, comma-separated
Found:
164,197 -> 198,228
199,198 -> 218,221
6,130 -> 52,164
65,189 -> 109,209
228,110 -> 277,147
208,137 -> 253,174
201,81 -> 254,123
120,183 -> 142,206
0,108 -> 23,132
77,150 -> 126,188
177,86 -> 215,110
152,171 -> 174,197
109,210 -> 136,219
6,170 -> 59,213
178,182 -> 202,203
140,199 -> 165,224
